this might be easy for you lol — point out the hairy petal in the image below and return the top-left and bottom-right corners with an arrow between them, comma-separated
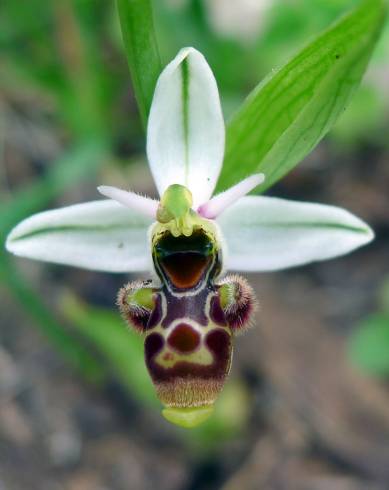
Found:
147,47 -> 225,207
198,173 -> 264,219
6,200 -> 153,272
217,196 -> 374,271
98,185 -> 158,218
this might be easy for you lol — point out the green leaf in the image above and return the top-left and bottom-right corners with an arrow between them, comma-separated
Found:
117,0 -> 162,127
61,293 -> 158,405
348,314 -> 389,377
218,0 -> 386,192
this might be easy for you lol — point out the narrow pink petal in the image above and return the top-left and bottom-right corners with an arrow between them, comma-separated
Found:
97,186 -> 158,219
197,173 -> 265,219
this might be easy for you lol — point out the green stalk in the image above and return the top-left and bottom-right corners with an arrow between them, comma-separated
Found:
117,0 -> 162,127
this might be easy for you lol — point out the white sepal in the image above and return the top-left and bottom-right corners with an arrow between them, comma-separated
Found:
147,47 -> 225,208
6,200 -> 153,272
217,196 -> 374,271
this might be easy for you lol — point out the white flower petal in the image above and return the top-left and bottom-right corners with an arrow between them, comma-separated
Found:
147,47 -> 225,207
97,185 -> 158,218
217,196 -> 374,271
6,200 -> 153,272
197,173 -> 265,218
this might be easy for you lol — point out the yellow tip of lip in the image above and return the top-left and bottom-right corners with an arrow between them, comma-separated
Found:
162,405 -> 214,428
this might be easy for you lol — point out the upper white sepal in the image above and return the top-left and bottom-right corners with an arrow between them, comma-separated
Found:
147,47 -> 225,208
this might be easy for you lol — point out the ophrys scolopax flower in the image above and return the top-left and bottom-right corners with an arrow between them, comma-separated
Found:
6,48 -> 373,427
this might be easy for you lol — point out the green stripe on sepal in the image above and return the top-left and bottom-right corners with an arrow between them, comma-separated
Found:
147,48 -> 225,207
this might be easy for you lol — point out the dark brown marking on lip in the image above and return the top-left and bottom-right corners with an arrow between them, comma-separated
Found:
168,323 -> 201,354
145,328 -> 231,384
144,333 -> 164,363
161,290 -> 209,328
145,328 -> 232,407
209,295 -> 227,326
147,293 -> 162,329
205,329 -> 231,368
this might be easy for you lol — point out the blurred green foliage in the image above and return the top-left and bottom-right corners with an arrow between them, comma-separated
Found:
1,0 -> 388,441
1,0 -> 387,141
219,0 -> 386,191
61,292 -> 158,405
349,314 -> 389,376
349,279 -> 389,377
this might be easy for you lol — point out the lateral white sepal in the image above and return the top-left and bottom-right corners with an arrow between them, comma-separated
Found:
6,200 -> 153,272
217,196 -> 374,271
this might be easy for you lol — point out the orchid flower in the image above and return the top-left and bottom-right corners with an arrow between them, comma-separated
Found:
6,48 -> 373,428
